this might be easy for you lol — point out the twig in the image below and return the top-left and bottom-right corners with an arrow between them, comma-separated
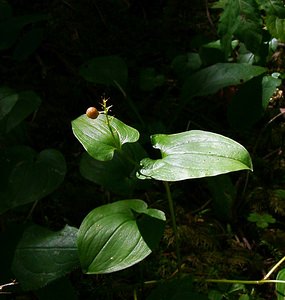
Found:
0,280 -> 18,294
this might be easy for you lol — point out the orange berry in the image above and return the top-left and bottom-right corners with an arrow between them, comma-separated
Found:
86,107 -> 99,119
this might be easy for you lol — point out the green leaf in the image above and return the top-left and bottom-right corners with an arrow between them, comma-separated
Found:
0,146 -> 66,214
139,68 -> 165,91
256,0 -> 285,17
206,174 -> 236,221
182,63 -> 266,101
0,14 -> 48,50
80,143 -> 148,195
266,15 -> 285,42
35,277 -> 78,300
77,199 -> 165,274
199,40 -> 225,65
211,0 -> 229,9
228,74 -> 281,130
239,295 -> 250,300
72,114 -> 139,161
12,225 -> 79,291
247,212 -> 276,228
262,75 -> 282,108
227,76 -> 264,130
218,0 -> 262,57
79,55 -> 128,88
13,27 -> 44,61
236,43 -> 256,64
5,90 -> 41,132
171,53 -> 202,80
276,268 -> 285,300
0,224 -> 25,284
0,86 -> 18,119
275,269 -> 285,300
0,88 -> 41,133
208,290 -> 224,300
138,130 -> 252,181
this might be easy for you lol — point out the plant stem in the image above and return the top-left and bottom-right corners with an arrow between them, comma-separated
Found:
206,255 -> 285,286
263,255 -> 285,280
163,181 -> 182,273
205,278 -> 285,285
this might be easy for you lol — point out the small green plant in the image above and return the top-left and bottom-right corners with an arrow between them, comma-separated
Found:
4,0 -> 285,298
76,100 -> 255,290
248,212 -> 276,229
8,97 -> 252,296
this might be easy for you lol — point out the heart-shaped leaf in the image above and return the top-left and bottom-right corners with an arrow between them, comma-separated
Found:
138,130 -> 252,181
77,199 -> 165,274
12,225 -> 79,291
0,88 -> 41,132
72,114 -> 139,161
0,146 -> 66,214
79,55 -> 128,88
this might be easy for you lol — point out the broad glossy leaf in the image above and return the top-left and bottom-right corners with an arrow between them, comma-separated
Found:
79,55 -> 128,88
80,142 -> 149,195
72,114 -> 139,161
138,130 -> 252,181
77,199 -> 165,274
182,63 -> 266,101
0,146 -> 66,214
276,268 -> 285,300
12,225 -> 79,291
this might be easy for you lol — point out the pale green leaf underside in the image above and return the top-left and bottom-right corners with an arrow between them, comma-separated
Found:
138,130 -> 253,181
72,114 -> 140,161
